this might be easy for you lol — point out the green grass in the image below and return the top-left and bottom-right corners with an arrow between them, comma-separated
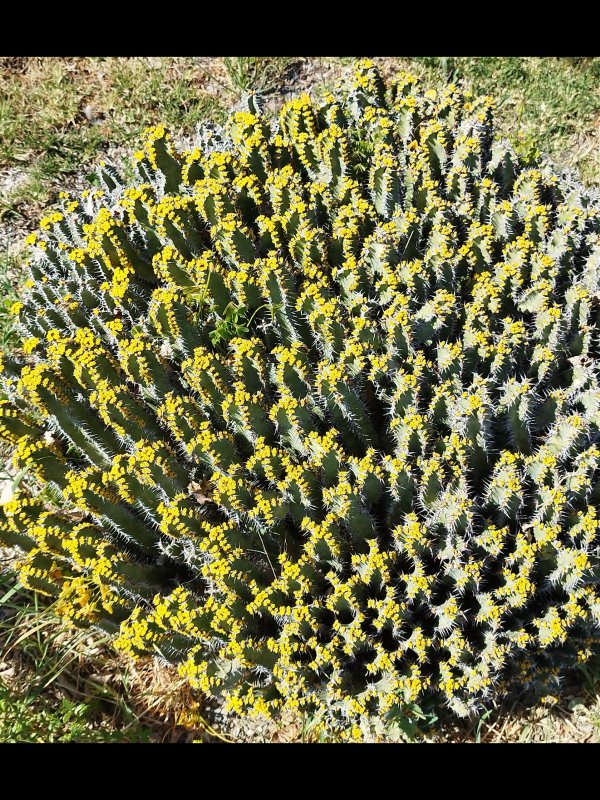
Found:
0,681 -> 149,743
222,57 -> 294,96
396,57 -> 600,184
0,565 -> 223,742
0,58 -> 227,215
330,57 -> 600,183
2,57 -> 598,222
0,250 -> 20,351
0,571 -> 155,742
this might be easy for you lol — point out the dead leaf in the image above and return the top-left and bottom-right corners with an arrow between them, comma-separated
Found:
61,509 -> 88,522
270,709 -> 303,742
271,720 -> 303,743
189,480 -> 213,505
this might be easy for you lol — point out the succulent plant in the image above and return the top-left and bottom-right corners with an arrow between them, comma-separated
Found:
2,59 -> 600,740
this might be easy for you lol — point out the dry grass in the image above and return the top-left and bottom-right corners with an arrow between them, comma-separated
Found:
0,563 -> 235,742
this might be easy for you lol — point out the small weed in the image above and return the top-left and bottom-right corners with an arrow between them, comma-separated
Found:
0,681 -> 150,743
0,250 -> 22,349
209,302 -> 250,348
223,57 -> 294,97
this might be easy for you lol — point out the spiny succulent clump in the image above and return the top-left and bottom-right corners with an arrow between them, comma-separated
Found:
2,60 -> 600,740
